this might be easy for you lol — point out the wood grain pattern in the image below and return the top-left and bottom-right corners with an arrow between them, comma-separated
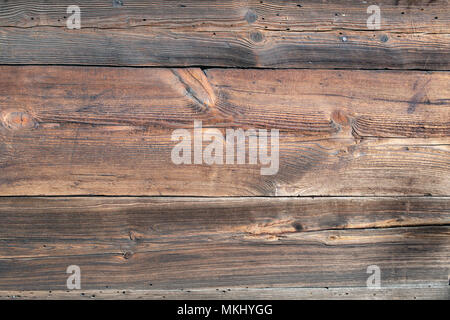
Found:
0,66 -> 448,196
0,226 -> 448,290
3,227 -> 447,290
1,196 -> 448,238
1,286 -> 448,300
1,66 -> 449,137
0,2 -> 449,299
0,197 -> 448,291
0,0 -> 448,68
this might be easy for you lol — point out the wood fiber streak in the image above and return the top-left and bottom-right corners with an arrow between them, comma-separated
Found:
0,0 -> 448,68
0,67 -> 448,196
0,197 -> 448,239
0,227 -> 448,290
1,287 -> 449,300
0,197 -> 448,290
0,2 -> 449,298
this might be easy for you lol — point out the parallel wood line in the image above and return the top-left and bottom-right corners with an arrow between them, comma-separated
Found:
0,67 -> 448,196
1,287 -> 448,300
1,67 -> 449,137
1,0 -> 448,300
1,0 -> 448,31
0,226 -> 448,290
0,197 -> 448,291
0,0 -> 448,68
1,197 -> 448,240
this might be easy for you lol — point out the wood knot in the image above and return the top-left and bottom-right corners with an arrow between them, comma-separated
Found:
245,10 -> 257,24
292,222 -> 303,231
1,110 -> 37,130
171,68 -> 217,108
129,230 -> 138,241
330,109 -> 349,126
113,0 -> 123,8
123,251 -> 133,259
250,31 -> 264,43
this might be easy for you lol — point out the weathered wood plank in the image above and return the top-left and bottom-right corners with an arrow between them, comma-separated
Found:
0,67 -> 449,196
1,67 -> 449,137
0,197 -> 448,291
0,0 -> 448,68
207,69 -> 450,137
0,226 -> 448,290
0,196 -> 448,240
2,0 -> 448,31
1,286 -> 449,300
4,124 -> 448,196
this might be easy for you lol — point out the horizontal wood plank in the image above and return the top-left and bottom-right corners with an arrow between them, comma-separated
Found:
0,197 -> 448,290
2,0 -> 448,31
1,66 -> 449,137
0,0 -> 448,69
1,196 -> 449,239
0,67 -> 449,196
0,226 -> 448,290
1,286 -> 448,300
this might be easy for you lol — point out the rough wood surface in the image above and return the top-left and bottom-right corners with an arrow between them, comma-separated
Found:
0,197 -> 448,291
1,286 -> 448,300
0,0 -> 448,69
1,225 -> 448,290
0,67 -> 448,196
0,197 -> 449,237
0,1 -> 449,299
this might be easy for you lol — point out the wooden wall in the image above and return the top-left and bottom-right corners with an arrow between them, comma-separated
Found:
0,0 -> 449,299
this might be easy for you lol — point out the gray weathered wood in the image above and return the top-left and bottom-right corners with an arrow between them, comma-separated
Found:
1,286 -> 448,300
0,0 -> 448,69
0,197 -> 448,291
